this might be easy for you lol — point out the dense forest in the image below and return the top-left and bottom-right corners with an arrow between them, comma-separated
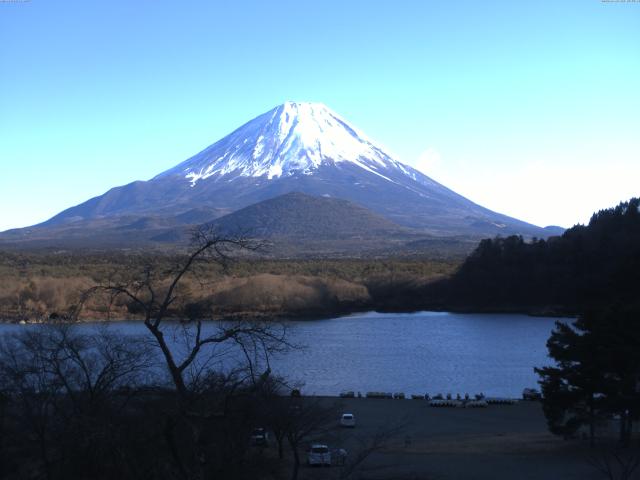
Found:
425,198 -> 640,314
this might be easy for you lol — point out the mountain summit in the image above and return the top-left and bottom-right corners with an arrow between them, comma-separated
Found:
157,101 -> 413,185
6,102 -> 559,247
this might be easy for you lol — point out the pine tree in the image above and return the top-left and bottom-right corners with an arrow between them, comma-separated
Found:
536,307 -> 640,446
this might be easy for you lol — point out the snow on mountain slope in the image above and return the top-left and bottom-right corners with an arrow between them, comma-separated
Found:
19,101 -> 557,241
156,101 -> 418,186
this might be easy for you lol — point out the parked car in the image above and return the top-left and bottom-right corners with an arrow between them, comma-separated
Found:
250,427 -> 269,446
307,444 -> 331,466
340,413 -> 356,428
522,388 -> 542,400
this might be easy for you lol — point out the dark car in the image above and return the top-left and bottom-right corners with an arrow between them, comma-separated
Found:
250,428 -> 269,446
522,388 -> 542,400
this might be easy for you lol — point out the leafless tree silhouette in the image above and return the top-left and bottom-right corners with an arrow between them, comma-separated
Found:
77,226 -> 292,480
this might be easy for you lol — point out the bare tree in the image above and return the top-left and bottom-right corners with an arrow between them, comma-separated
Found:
78,227 -> 287,398
22,324 -> 153,412
338,423 -> 405,480
587,446 -> 640,480
0,330 -> 61,479
283,398 -> 339,480
258,376 -> 303,460
0,324 -> 154,480
77,226 -> 292,480
265,395 -> 292,460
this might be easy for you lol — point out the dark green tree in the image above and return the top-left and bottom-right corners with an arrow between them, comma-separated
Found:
439,197 -> 640,314
535,317 -> 606,445
536,307 -> 640,446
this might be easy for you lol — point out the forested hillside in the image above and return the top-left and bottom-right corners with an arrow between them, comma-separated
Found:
431,198 -> 640,314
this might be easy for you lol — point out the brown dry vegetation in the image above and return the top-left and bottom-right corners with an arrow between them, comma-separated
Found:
0,251 -> 459,322
0,276 -> 93,320
209,273 -> 370,316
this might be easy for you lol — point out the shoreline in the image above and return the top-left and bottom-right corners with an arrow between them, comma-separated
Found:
0,306 -> 576,325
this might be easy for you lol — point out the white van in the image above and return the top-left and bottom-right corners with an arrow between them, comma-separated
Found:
307,444 -> 331,466
340,413 -> 356,428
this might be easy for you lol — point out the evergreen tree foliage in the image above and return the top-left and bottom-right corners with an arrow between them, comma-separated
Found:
441,198 -> 640,313
536,307 -> 640,445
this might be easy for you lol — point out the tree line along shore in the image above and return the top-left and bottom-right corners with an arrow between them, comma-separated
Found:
2,198 -> 639,323
0,254 -> 458,323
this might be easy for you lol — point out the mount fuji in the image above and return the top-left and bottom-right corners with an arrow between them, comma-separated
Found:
3,102 -> 561,250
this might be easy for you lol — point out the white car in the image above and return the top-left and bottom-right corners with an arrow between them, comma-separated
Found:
307,444 -> 331,466
340,413 -> 356,428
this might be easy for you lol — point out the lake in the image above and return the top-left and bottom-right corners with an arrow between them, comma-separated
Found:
0,311 -> 567,398
274,311 -> 565,397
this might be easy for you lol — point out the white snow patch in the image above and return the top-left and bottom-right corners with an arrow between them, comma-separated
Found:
158,101 -> 419,186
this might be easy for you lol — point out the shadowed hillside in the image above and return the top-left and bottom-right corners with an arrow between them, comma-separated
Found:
0,193 -> 478,257
420,198 -> 640,314
209,191 -> 407,238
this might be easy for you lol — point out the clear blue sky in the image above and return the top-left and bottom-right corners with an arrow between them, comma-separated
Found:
1,0 -> 639,230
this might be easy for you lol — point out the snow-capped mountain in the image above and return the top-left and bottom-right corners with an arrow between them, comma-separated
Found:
18,101 -> 556,242
156,102 -> 419,186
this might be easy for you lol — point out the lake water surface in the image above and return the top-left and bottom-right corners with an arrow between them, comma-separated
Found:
275,311 -> 566,397
0,311 -> 567,398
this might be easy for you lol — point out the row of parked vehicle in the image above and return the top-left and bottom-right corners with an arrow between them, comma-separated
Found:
339,388 -> 542,402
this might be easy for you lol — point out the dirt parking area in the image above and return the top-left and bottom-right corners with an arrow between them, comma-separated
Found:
300,397 -> 609,480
